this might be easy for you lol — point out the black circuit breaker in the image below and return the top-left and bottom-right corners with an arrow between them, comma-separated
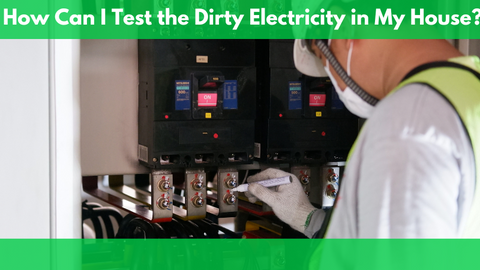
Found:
255,40 -> 359,164
138,40 -> 256,168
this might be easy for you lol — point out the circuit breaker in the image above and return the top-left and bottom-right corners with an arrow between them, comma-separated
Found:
255,39 -> 358,164
138,40 -> 256,168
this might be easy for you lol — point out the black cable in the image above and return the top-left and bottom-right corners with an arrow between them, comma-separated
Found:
91,209 -> 123,238
98,212 -> 114,238
175,218 -> 204,238
99,208 -> 123,227
82,204 -> 104,238
169,219 -> 189,238
172,218 -> 195,238
116,214 -> 137,238
82,201 -> 125,239
124,218 -> 157,239
160,222 -> 179,238
187,220 -> 206,238
192,219 -> 219,238
152,223 -> 168,238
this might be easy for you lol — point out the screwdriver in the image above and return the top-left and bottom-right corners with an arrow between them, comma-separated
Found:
230,175 -> 292,192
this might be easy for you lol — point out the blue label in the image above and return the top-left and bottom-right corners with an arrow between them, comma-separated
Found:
331,85 -> 345,110
223,80 -> 238,110
175,80 -> 190,111
288,81 -> 302,110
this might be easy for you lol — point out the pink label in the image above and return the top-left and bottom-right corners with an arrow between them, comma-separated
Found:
198,93 -> 218,107
309,94 -> 326,107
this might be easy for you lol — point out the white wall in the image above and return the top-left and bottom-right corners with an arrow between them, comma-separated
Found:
0,39 -> 81,238
80,39 -> 148,176
52,39 -> 82,238
0,40 -> 51,237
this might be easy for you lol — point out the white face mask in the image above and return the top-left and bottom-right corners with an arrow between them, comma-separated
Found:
325,40 -> 375,119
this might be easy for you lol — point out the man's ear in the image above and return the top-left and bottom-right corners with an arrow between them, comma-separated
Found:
310,40 -> 323,58
334,39 -> 353,51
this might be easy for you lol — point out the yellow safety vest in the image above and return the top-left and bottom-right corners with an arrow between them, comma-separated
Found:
309,56 -> 480,269
394,57 -> 480,237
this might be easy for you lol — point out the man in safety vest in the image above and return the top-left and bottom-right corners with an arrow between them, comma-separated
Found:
246,39 -> 480,238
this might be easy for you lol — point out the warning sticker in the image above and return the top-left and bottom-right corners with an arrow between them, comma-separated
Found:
175,80 -> 190,111
196,55 -> 208,63
224,80 -> 238,110
288,81 -> 302,110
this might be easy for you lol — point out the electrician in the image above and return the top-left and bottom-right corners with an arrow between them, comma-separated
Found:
246,38 -> 480,238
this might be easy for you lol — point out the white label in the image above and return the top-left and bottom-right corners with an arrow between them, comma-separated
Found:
254,142 -> 261,158
138,145 -> 148,162
196,55 -> 208,63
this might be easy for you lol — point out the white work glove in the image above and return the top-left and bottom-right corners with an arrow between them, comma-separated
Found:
245,168 -> 318,234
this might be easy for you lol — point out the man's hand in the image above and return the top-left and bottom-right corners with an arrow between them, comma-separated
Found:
245,168 -> 317,233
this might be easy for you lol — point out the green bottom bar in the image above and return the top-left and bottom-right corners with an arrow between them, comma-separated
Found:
1,239 -> 479,270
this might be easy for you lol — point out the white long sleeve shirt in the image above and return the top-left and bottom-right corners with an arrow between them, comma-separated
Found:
306,83 -> 475,238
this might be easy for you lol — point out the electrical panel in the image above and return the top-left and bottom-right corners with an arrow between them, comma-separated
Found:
138,40 -> 256,168
83,39 -> 356,240
255,39 -> 358,164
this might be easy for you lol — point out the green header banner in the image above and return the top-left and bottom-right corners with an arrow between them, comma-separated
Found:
2,0 -> 480,38
2,239 -> 480,270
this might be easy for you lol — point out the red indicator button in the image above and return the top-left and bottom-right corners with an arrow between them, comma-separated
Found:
309,94 -> 326,107
198,93 -> 218,107
165,115 -> 169,119
279,114 -> 283,118
213,133 -> 219,139
321,131 -> 326,137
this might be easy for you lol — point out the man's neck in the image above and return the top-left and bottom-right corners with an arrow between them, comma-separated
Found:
381,40 -> 463,98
